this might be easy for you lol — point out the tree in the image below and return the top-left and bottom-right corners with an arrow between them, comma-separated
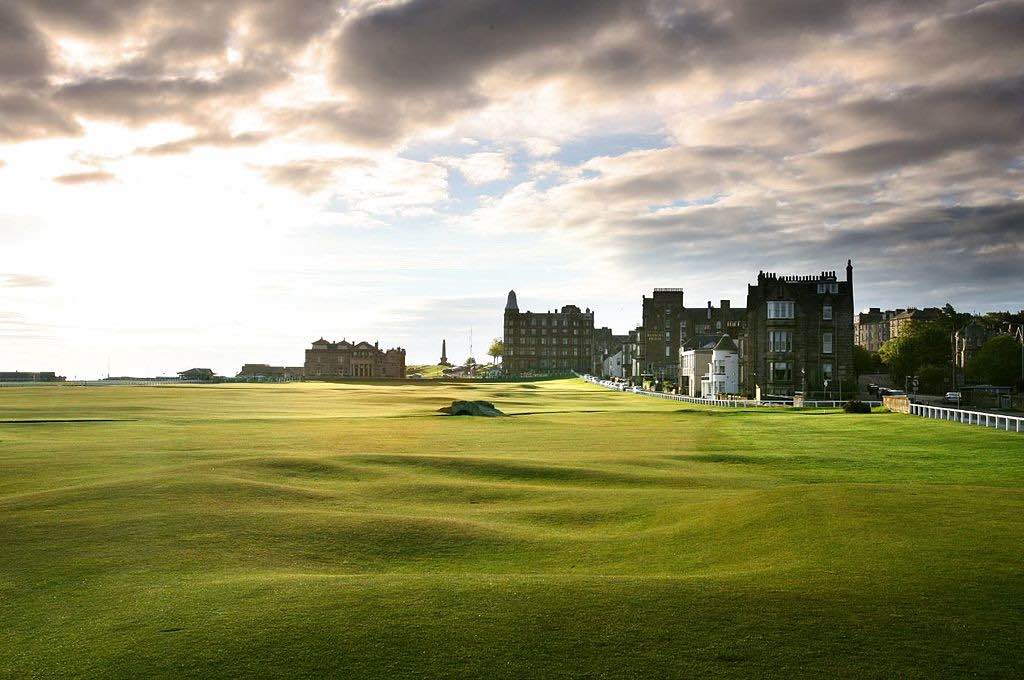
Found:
487,338 -> 504,365
878,321 -> 951,386
465,357 -> 477,366
939,303 -> 972,333
969,335 -> 1023,388
917,364 -> 947,394
852,345 -> 879,377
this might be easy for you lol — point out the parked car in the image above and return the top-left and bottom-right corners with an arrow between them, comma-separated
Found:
943,391 -> 962,404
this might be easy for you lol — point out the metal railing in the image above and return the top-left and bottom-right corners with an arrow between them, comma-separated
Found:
909,402 -> 1023,433
580,375 -> 880,409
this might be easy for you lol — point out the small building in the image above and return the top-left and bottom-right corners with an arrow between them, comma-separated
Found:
178,368 -> 216,381
701,335 -> 740,398
679,343 -> 714,397
236,364 -> 304,381
0,371 -> 65,382
954,321 -> 993,371
602,350 -> 626,379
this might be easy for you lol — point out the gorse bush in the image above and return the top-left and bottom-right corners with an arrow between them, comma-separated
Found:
843,400 -> 872,414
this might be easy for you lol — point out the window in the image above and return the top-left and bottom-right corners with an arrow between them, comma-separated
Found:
665,346 -> 670,357
768,330 -> 792,352
822,332 -> 833,354
823,305 -> 832,320
822,362 -> 833,383
770,361 -> 792,382
767,301 -> 795,319
830,282 -> 839,294
715,361 -> 725,375
817,283 -> 827,294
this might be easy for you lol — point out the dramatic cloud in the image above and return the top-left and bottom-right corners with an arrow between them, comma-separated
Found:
1,0 -> 1022,376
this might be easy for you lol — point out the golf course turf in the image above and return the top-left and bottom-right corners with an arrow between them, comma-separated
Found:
1,379 -> 1022,678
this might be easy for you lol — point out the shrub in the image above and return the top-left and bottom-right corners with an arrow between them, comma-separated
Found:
843,400 -> 872,414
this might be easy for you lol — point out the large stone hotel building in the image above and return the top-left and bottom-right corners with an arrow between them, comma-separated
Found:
502,290 -> 595,375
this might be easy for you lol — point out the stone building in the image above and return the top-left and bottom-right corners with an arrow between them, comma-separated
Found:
594,326 -> 631,375
304,338 -> 406,378
639,290 -> 746,383
854,308 -> 905,351
236,364 -> 304,380
954,320 -> 992,371
178,368 -> 216,381
0,371 -> 64,382
503,290 -> 595,375
639,289 -> 686,381
744,261 -> 855,398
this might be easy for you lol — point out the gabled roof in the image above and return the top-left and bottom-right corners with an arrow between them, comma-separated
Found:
714,334 -> 738,352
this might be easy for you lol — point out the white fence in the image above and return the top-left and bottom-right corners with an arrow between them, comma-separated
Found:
909,403 -> 1023,433
580,375 -> 880,409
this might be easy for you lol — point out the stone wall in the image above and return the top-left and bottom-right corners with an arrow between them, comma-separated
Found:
883,395 -> 910,413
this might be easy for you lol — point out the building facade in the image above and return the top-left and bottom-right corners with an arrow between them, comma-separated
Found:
701,335 -> 740,398
640,289 -> 687,381
744,262 -> 855,398
854,308 -> 906,351
638,290 -> 747,384
602,350 -> 626,379
236,364 -> 304,380
503,290 -> 595,375
0,371 -> 65,382
678,346 -> 714,397
304,338 -> 406,378
889,307 -> 943,341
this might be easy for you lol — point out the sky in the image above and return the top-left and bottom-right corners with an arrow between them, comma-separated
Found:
1,0 -> 1022,378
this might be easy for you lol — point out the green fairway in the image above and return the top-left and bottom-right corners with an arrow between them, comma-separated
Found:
1,379 -> 1022,678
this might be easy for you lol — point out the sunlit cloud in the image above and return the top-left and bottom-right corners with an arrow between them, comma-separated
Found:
1,0 -> 1021,377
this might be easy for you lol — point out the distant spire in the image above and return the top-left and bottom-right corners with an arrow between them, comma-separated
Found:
439,339 -> 450,366
505,290 -> 518,311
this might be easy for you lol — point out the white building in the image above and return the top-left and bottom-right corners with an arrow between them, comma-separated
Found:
700,335 -> 740,398
679,347 -> 713,397
602,349 -> 625,379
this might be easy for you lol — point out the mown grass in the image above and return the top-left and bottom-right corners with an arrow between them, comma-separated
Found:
1,379 -> 1022,678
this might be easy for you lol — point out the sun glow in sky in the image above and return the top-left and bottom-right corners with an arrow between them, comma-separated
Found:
2,0 -> 1022,377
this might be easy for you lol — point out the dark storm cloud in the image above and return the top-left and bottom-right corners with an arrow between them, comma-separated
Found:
0,92 -> 82,141
54,66 -> 286,124
0,2 -> 52,81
